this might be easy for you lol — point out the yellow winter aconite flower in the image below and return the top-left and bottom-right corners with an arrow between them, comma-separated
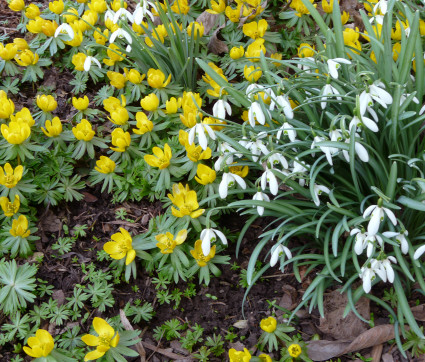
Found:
103,44 -> 125,66
133,112 -> 154,135
155,229 -> 187,254
109,106 -> 129,125
228,348 -> 251,362
322,0 -> 334,13
1,120 -> 31,144
12,108 -> 33,125
107,71 -> 127,89
0,195 -> 20,217
245,38 -> 266,61
191,239 -> 216,266
49,0 -> 64,14
0,91 -> 15,119
41,117 -> 62,137
72,96 -> 89,111
25,4 -> 40,19
259,354 -> 272,362
41,19 -> 58,37
13,38 -> 29,51
103,95 -> 126,113
298,43 -> 315,58
168,183 -> 205,218
72,119 -> 95,141
243,19 -> 268,39
15,49 -> 39,66
94,27 -> 109,45
140,94 -> 159,112
225,4 -> 242,23
202,116 -> 226,131
82,317 -> 120,361
8,0 -> 25,12
195,164 -> 216,185
229,164 -> 249,177
36,94 -> 57,112
207,0 -> 225,14
103,227 -> 135,265
260,316 -> 277,333
187,22 -> 204,38
144,143 -> 172,169
111,0 -> 127,10
23,329 -> 54,358
10,214 -> 31,238
165,97 -> 181,114
63,7 -> 79,23
290,0 -> 315,16
26,17 -> 44,33
185,143 -> 211,162
124,68 -> 145,84
229,46 -> 244,60
95,156 -> 116,174
244,65 -> 262,82
341,10 -> 349,24
171,0 -> 190,14
288,343 -> 302,358
72,53 -> 87,71
147,68 -> 172,89
110,128 -> 131,152
0,43 -> 18,60
89,0 -> 108,13
0,163 -> 23,188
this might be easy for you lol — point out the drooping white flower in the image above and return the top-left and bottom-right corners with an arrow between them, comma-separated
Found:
359,82 -> 393,116
83,56 -> 102,72
267,152 -> 289,170
320,83 -> 342,110
311,135 -> 336,165
327,58 -> 351,79
252,191 -> 270,216
219,172 -> 246,199
214,143 -> 237,171
276,122 -> 297,142
419,103 -> 425,115
54,23 -> 74,40
246,83 -> 265,100
342,135 -> 370,163
248,101 -> 270,127
270,244 -> 292,267
133,0 -> 156,23
312,184 -> 330,207
414,244 -> 425,260
239,133 -> 269,162
213,99 -> 232,120
363,202 -> 397,235
292,158 -> 309,186
383,230 -> 409,254
269,94 -> 294,119
375,256 -> 397,283
349,114 -> 379,133
110,28 -> 133,52
188,123 -> 216,150
373,0 -> 388,14
261,167 -> 279,195
351,228 -> 384,256
200,228 -> 227,256
113,8 -> 134,24
360,259 -> 380,293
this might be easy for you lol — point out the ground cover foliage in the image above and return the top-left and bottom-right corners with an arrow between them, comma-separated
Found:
1,0 -> 425,360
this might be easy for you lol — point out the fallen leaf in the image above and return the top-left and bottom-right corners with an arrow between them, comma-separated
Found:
411,304 -> 425,321
307,340 -> 350,361
233,320 -> 249,329
381,353 -> 394,362
196,11 -> 218,35
83,191 -> 98,203
52,290 -> 65,306
371,343 -> 383,362
119,309 -> 146,361
39,210 -> 62,233
208,27 -> 228,55
342,324 -> 395,354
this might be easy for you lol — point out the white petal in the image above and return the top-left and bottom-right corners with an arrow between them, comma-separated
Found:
361,116 -> 379,132
413,245 -> 425,260
383,208 -> 397,226
367,209 -> 382,235
363,205 -> 376,218
219,174 -> 229,199
270,245 -> 283,267
213,229 -> 227,245
355,142 -> 369,162
84,56 -> 92,72
232,174 -> 247,189
201,235 -> 211,256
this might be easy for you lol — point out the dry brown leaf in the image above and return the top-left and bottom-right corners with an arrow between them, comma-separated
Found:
381,353 -> 394,362
119,309 -> 146,361
196,11 -> 218,35
307,340 -> 350,361
342,324 -> 395,354
233,320 -> 249,329
371,343 -> 383,362
39,210 -> 62,233
208,27 -> 228,55
411,304 -> 425,321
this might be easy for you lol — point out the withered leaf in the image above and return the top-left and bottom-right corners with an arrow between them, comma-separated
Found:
208,26 -> 228,55
307,340 -> 350,361
342,324 -> 395,354
411,304 -> 425,321
196,11 -> 218,35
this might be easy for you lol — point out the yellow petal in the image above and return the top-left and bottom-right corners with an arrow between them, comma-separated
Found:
82,334 -> 100,346
175,229 -> 187,244
84,349 -> 106,361
103,241 -> 120,254
125,249 -> 136,265
93,317 -> 114,338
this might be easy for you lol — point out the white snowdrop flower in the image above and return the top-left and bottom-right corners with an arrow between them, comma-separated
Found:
349,114 -> 379,133
113,8 -> 134,24
363,202 -> 397,235
321,83 -> 341,109
383,230 -> 409,254
373,0 -> 388,14
83,56 -> 102,72
360,259 -> 380,293
110,28 -> 133,49
252,191 -> 270,216
214,143 -> 237,171
239,133 -> 269,162
311,135 -> 336,166
297,57 -> 316,72
359,82 -> 393,116
248,101 -> 270,127
188,123 -> 216,150
54,23 -> 74,40
312,184 -> 330,207
399,93 -> 419,106
420,103 -> 425,115
105,10 -> 115,22
376,256 -> 397,283
261,167 -> 279,195
267,152 -> 289,170
351,229 -> 384,256
270,244 -> 292,267
133,0 -> 156,23
245,83 -> 266,102
327,58 -> 351,79
213,99 -> 232,120
414,244 -> 425,260
269,94 -> 294,119
219,172 -> 246,199
292,158 -> 309,186
369,14 -> 384,25
276,122 -> 297,142
342,135 -> 369,163
200,228 -> 227,256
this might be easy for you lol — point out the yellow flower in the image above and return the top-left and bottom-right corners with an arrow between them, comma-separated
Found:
0,195 -> 20,217
168,183 -> 205,218
207,0 -> 225,13
179,130 -> 189,146
107,71 -> 127,89
41,117 -> 62,137
49,0 -> 64,14
15,49 -> 39,66
72,96 -> 89,111
288,343 -> 302,358
89,0 -> 108,13
10,106 -> 33,126
36,94 -> 57,112
72,119 -> 95,141
1,120 -> 31,144
0,91 -> 15,118
191,239 -> 215,266
147,68 -> 172,89
259,354 -> 272,362
297,43 -> 315,58
229,46 -> 244,60
0,43 -> 18,61
341,10 -> 349,24
110,128 -> 131,152
103,44 -> 125,66
155,229 -> 187,254
72,53 -> 86,71
82,317 -> 120,361
171,0 -> 190,14
343,27 -> 359,44
243,19 -> 268,39
392,42 -> 401,61
0,163 -> 23,188
225,5 -> 242,23
180,109 -> 199,128
187,21 -> 204,38
95,156 -> 116,174
245,38 -> 265,61
228,348 -> 251,362
103,95 -> 126,113
25,4 -> 40,19
109,106 -> 129,126
111,0 -> 127,11
271,52 -> 282,66
322,0 -> 334,13
144,143 -> 172,169
202,116 -> 226,131
41,19 -> 58,37
26,17 -> 43,33
133,112 -> 154,135
229,164 -> 248,178
94,28 -> 109,45
195,164 -> 216,185
10,214 -> 31,237
260,316 -> 277,333
185,143 -> 211,162
13,38 -> 29,51
63,7 -> 79,23
8,0 -> 25,11
140,94 -> 159,112
125,68 -> 145,84
181,91 -> 203,110
244,65 -> 262,82
165,97 -> 180,114
23,329 -> 54,358
391,20 -> 408,41
103,228 -> 135,265
65,26 -> 83,47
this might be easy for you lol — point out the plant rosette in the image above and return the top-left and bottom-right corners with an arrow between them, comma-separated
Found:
258,316 -> 294,352
280,339 -> 312,362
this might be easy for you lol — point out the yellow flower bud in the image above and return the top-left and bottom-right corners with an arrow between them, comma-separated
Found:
15,49 -> 39,66
110,128 -> 131,152
244,65 -> 262,82
11,107 -> 34,127
270,52 -> 282,66
111,0 -> 127,11
124,68 -> 144,84
229,46 -> 244,60
25,4 -> 40,19
260,316 -> 277,333
95,156 -> 115,174
13,38 -> 29,51
140,94 -> 159,112
26,17 -> 44,33
195,164 -> 216,185
108,106 -> 129,125
133,112 -> 154,134
165,97 -> 180,114
36,94 -> 57,112
0,195 -> 20,217
107,71 -> 127,89
8,0 -> 25,12
245,38 -> 265,62
171,0 -> 190,14
89,0 -> 107,13
72,96 -> 90,111
103,95 -> 126,112
297,43 -> 315,58
0,43 -> 18,61
187,21 -> 204,38
288,344 -> 302,358
0,163 -> 24,188
94,28 -> 109,45
206,0 -> 225,14
1,120 -> 31,144
0,91 -> 15,119
41,117 -> 62,137
72,119 -> 95,141
341,10 -> 349,25
72,53 -> 86,71
10,214 -> 31,238
63,7 -> 79,23
41,19 -> 58,37
147,68 -> 171,89
49,0 -> 64,14
322,0 -> 334,13
225,5 -> 242,23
